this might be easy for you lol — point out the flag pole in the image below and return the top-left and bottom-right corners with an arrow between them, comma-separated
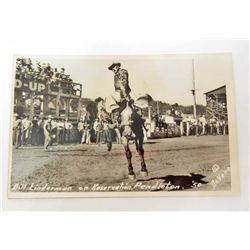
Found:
191,59 -> 199,136
192,59 -> 197,119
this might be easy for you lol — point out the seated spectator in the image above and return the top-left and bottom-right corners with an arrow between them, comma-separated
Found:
51,68 -> 59,83
59,68 -> 66,80
15,58 -> 78,98
25,58 -> 33,72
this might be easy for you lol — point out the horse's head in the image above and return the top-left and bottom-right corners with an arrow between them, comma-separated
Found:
120,100 -> 134,126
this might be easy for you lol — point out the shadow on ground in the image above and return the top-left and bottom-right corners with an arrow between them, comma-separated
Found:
138,173 -> 208,191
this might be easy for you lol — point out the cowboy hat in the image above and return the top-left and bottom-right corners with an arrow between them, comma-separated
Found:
108,62 -> 121,70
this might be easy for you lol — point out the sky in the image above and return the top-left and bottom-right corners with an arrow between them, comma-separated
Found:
26,54 -> 234,106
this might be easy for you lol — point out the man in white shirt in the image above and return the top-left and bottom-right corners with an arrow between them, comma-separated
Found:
21,115 -> 32,145
64,118 -> 73,143
77,118 -> 84,144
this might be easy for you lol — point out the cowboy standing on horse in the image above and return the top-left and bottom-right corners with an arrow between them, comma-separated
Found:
108,62 -> 150,130
108,62 -> 132,105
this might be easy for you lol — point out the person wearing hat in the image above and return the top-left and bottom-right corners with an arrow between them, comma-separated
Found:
31,116 -> 39,146
37,116 -> 45,145
12,113 -> 18,145
13,114 -> 22,149
108,62 -> 131,103
21,115 -> 32,146
77,118 -> 84,144
59,68 -> 66,80
81,116 -> 92,145
64,118 -> 73,143
93,118 -> 103,145
43,115 -> 53,150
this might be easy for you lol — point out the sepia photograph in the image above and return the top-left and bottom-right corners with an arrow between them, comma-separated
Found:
8,53 -> 240,197
1,1 -> 249,250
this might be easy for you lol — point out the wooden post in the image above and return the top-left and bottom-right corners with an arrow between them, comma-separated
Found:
77,98 -> 81,121
56,85 -> 62,118
43,95 -> 48,116
29,92 -> 35,120
56,94 -> 60,118
192,59 -> 197,120
65,98 -> 70,118
191,59 -> 198,136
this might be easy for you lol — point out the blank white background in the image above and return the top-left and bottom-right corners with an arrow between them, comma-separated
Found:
0,0 -> 249,249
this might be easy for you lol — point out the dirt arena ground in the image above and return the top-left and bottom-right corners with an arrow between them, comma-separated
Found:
10,135 -> 231,193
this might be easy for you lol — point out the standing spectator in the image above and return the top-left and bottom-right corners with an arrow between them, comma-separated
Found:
64,118 -> 73,143
31,116 -> 39,146
102,120 -> 112,144
82,116 -> 92,144
193,119 -> 198,136
56,118 -> 65,144
197,120 -> 203,136
13,115 -> 22,149
21,115 -> 32,145
222,120 -> 226,135
37,116 -> 45,145
113,119 -> 121,144
205,122 -> 209,135
12,113 -> 18,145
77,118 -> 84,144
216,120 -> 220,135
93,118 -> 103,144
43,116 -> 53,150
209,118 -> 216,135
199,115 -> 207,135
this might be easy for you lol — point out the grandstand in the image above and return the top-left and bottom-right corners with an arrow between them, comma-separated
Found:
204,85 -> 227,121
14,58 -> 83,121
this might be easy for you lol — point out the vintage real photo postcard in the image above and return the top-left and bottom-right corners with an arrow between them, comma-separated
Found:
8,53 -> 240,198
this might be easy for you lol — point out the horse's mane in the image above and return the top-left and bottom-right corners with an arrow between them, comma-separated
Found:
95,94 -> 152,124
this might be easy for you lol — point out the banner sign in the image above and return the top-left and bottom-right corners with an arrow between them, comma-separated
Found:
15,78 -> 47,94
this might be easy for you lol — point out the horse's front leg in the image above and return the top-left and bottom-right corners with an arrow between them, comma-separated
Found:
135,139 -> 148,177
122,136 -> 136,180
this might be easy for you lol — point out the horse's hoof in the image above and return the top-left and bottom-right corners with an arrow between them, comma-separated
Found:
140,171 -> 148,177
128,174 -> 136,180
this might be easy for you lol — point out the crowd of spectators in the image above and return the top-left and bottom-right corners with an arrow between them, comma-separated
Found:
12,114 -> 76,149
182,115 -> 228,136
151,111 -> 228,137
16,58 -> 77,95
12,114 -> 122,150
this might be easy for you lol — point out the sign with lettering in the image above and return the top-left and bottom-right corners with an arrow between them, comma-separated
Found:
15,79 -> 47,93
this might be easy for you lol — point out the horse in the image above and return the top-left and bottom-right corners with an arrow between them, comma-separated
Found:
96,95 -> 152,180
118,99 -> 148,179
